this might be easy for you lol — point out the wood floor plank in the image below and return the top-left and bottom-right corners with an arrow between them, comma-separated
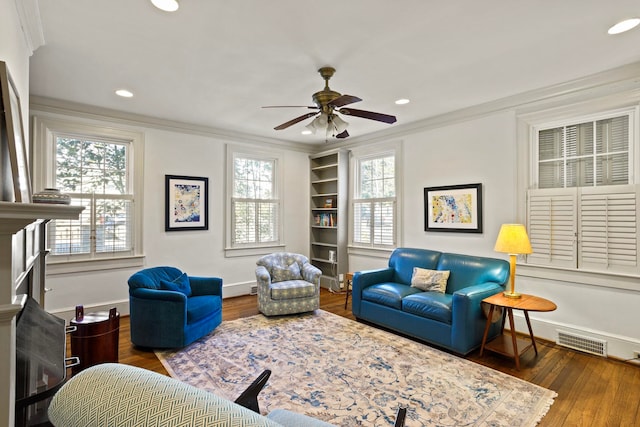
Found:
67,289 -> 640,425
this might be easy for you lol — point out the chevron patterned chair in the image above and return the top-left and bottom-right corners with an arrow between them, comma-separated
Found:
47,363 -> 335,426
255,252 -> 322,316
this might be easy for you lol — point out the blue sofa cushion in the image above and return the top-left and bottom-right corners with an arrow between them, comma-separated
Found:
362,283 -> 421,309
389,248 -> 441,285
159,273 -> 192,296
402,292 -> 453,324
437,253 -> 509,293
187,295 -> 221,324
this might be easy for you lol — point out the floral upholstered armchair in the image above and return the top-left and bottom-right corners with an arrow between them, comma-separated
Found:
255,253 -> 322,316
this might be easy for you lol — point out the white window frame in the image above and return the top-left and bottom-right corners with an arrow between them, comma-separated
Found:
520,105 -> 640,288
32,116 -> 145,273
225,145 -> 284,257
348,140 -> 402,257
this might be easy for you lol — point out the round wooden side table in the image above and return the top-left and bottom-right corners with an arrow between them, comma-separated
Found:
480,293 -> 556,370
70,306 -> 120,375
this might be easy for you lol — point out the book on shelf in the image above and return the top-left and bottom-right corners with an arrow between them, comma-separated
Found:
315,213 -> 336,227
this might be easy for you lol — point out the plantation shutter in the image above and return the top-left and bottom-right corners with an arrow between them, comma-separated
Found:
528,185 -> 639,274
527,189 -> 577,268
372,200 -> 395,246
353,201 -> 371,244
578,185 -> 639,274
352,199 -> 395,246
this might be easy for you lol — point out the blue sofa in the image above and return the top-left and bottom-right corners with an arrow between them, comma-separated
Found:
128,266 -> 223,348
351,248 -> 510,355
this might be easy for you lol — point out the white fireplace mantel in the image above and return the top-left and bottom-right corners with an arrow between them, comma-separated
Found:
0,201 -> 83,427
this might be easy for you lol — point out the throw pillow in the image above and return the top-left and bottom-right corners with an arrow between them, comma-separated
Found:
271,262 -> 302,283
410,267 -> 450,293
159,272 -> 192,296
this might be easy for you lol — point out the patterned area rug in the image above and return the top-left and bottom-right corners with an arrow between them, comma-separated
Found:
156,310 -> 556,426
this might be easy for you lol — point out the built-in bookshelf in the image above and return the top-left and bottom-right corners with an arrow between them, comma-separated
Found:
310,149 -> 348,290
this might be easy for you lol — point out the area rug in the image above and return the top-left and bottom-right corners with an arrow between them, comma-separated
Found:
156,310 -> 556,426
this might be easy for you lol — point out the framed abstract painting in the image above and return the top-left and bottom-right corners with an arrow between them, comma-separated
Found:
424,183 -> 482,233
165,175 -> 209,231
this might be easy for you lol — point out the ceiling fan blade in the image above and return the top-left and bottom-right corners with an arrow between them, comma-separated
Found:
262,105 -> 318,109
335,130 -> 349,139
328,94 -> 362,108
338,108 -> 397,124
274,112 -> 319,130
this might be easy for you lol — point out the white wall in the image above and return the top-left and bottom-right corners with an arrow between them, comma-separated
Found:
34,112 -> 311,320
0,0 -> 30,128
350,110 -> 518,272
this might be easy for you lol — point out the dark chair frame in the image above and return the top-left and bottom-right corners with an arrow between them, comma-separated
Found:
235,369 -> 407,426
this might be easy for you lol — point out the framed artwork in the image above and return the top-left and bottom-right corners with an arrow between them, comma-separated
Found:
424,183 -> 483,233
165,175 -> 209,231
0,61 -> 32,202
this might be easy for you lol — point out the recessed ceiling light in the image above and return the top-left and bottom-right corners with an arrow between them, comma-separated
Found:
115,89 -> 133,98
608,18 -> 640,34
151,0 -> 179,12
301,130 -> 313,135
395,98 -> 410,105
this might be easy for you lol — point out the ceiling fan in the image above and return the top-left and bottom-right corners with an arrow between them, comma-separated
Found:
263,67 -> 397,139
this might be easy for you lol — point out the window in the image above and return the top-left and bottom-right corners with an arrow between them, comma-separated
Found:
32,116 -> 144,270
352,150 -> 398,248
537,115 -> 629,189
227,147 -> 282,251
527,109 -> 639,275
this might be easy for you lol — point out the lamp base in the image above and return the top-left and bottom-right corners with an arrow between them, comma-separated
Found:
503,291 -> 522,299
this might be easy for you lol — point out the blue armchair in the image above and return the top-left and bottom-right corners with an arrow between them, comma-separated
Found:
127,266 -> 222,348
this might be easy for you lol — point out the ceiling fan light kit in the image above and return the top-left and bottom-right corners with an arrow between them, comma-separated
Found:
264,66 -> 397,139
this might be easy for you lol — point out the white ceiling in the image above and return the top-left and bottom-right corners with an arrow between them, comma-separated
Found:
30,0 -> 640,144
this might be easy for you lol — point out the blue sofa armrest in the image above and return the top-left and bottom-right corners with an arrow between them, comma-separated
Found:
351,267 -> 395,317
451,282 -> 504,353
189,276 -> 223,297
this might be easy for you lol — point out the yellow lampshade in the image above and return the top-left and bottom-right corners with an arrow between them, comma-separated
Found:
494,224 -> 532,255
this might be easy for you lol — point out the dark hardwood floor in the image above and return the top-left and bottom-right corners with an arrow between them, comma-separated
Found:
110,289 -> 640,426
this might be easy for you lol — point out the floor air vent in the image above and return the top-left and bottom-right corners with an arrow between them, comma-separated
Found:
250,285 -> 258,296
557,330 -> 607,357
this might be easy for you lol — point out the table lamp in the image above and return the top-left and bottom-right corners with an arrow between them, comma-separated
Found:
494,224 -> 532,298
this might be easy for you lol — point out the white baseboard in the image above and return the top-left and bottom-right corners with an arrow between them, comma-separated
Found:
222,281 -> 256,298
510,312 -> 640,363
49,282 -> 257,321
51,300 -> 130,322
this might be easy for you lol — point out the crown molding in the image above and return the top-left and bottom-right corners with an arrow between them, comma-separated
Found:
31,61 -> 640,153
345,61 -> 640,146
14,0 -> 45,55
29,96 -> 317,154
